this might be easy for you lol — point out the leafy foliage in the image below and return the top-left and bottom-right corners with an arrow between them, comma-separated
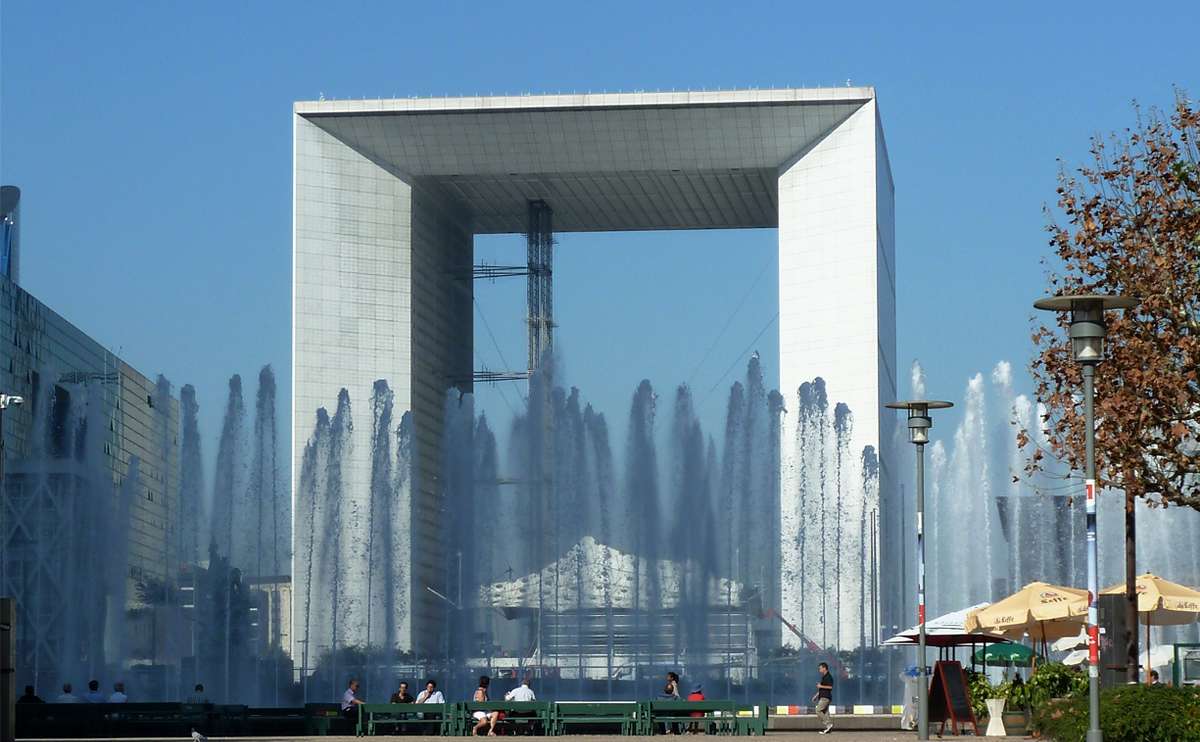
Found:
1032,685 -> 1200,741
1026,662 -> 1089,707
966,671 -> 994,719
1028,93 -> 1200,509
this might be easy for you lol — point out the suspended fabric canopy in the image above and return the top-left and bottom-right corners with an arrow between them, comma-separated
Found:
882,603 -> 1008,647
973,642 -> 1041,667
1063,649 -> 1089,667
964,582 -> 1088,642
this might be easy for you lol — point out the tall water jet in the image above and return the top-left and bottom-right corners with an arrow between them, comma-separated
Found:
440,390 -> 475,661
179,385 -> 203,568
625,380 -> 660,689
294,407 -> 330,686
325,390 -> 352,660
365,380 -> 395,654
668,384 -> 714,671
105,456 -> 138,672
473,413 -> 499,659
211,375 -> 245,561
245,365 -> 283,578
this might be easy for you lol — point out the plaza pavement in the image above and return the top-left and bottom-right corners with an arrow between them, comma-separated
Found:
18,729 -> 1017,734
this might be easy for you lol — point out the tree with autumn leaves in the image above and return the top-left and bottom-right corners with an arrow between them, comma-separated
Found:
1028,92 -> 1199,682
1030,93 -> 1199,507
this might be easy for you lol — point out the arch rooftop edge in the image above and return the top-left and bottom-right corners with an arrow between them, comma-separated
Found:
293,86 -> 876,115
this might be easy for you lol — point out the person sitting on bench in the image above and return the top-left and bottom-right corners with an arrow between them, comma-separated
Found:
472,675 -> 504,736
341,678 -> 365,720
416,679 -> 445,704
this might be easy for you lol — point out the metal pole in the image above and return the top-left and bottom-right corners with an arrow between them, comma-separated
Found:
916,441 -> 928,742
1082,363 -> 1102,742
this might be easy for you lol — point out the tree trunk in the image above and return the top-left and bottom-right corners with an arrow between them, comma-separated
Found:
1124,490 -> 1139,683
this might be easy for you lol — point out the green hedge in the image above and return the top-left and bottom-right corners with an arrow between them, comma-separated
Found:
1032,685 -> 1200,742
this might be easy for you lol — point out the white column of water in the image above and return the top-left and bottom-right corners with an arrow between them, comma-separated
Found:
211,376 -> 246,563
293,407 -> 329,681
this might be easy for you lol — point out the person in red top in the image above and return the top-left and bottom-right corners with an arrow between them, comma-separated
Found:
686,684 -> 705,735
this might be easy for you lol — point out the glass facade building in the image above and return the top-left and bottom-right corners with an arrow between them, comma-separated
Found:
1,186 -> 18,284
0,272 -> 181,691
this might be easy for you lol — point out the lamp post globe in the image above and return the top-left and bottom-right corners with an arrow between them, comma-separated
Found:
1033,292 -> 1136,742
885,399 -> 952,742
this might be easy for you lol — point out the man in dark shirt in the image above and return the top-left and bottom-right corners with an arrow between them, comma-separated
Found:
811,662 -> 834,734
17,685 -> 44,704
390,681 -> 414,703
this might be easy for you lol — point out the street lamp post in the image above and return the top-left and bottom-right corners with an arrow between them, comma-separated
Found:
885,399 -> 952,742
1034,293 -> 1136,742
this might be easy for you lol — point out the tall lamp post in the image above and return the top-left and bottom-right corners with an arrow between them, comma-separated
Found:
1033,293 -> 1136,742
885,399 -> 952,742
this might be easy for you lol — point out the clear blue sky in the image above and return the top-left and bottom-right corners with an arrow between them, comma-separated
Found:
2,1 -> 1197,474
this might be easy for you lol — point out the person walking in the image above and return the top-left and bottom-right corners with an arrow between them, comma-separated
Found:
812,662 -> 834,734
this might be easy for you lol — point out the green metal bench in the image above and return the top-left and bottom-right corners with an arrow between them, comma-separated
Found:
460,701 -> 552,736
357,702 -> 457,736
305,702 -> 354,735
645,700 -> 742,735
245,705 -> 308,736
551,701 -> 641,735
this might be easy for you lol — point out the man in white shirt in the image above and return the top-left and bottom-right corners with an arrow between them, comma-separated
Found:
109,682 -> 128,703
504,678 -> 536,702
55,683 -> 81,703
342,679 -> 365,720
415,679 -> 445,704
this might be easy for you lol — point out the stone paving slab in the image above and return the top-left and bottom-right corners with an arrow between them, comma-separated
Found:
18,729 -> 1017,734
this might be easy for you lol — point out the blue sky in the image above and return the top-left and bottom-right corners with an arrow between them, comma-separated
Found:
2,1 -> 1197,473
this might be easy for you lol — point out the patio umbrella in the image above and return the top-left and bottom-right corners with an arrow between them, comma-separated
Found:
973,642 -> 1039,667
1051,629 -> 1088,653
964,582 -> 1088,651
882,603 -> 1007,647
1101,573 -> 1200,683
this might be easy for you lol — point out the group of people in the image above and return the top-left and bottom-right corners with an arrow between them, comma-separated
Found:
340,675 -> 537,735
18,680 -> 129,704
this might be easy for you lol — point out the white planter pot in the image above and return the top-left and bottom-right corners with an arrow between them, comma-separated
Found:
985,698 -> 1007,736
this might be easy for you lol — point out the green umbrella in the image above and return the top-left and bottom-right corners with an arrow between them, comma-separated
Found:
973,642 -> 1040,667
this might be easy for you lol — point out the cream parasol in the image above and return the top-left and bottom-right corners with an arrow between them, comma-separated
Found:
1101,573 -> 1200,682
965,582 -> 1089,653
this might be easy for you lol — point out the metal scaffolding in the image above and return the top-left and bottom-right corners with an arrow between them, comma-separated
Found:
525,200 -> 554,372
